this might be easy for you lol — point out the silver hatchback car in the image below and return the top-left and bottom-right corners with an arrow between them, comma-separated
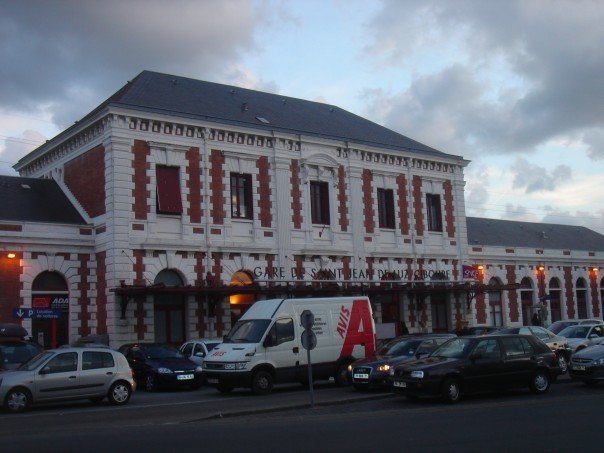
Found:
0,347 -> 136,413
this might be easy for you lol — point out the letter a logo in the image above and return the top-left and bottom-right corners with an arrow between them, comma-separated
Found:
340,299 -> 375,357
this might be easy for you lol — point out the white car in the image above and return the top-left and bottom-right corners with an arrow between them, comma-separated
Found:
558,324 -> 604,352
0,347 -> 135,413
180,339 -> 222,367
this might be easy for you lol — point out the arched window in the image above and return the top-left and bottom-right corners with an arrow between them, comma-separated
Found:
549,278 -> 562,322
31,271 -> 69,349
154,269 -> 184,286
229,270 -> 255,324
520,277 -> 534,326
488,277 -> 503,327
576,277 -> 588,319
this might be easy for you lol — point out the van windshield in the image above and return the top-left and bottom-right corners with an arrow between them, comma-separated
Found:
224,319 -> 271,343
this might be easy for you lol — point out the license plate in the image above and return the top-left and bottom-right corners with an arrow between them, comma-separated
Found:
177,374 -> 194,380
573,365 -> 586,371
353,373 -> 369,379
207,378 -> 219,384
393,381 -> 407,388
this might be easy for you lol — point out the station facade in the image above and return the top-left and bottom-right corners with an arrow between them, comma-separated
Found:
1,71 -> 602,348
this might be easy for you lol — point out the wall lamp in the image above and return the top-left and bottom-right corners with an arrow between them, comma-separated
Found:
7,253 -> 16,259
537,265 -> 545,272
592,267 -> 599,273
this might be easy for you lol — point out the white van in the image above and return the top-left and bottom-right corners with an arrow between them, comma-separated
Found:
203,296 -> 376,395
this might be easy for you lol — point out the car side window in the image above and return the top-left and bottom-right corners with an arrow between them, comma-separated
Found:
182,343 -> 193,356
193,344 -> 205,357
472,339 -> 501,359
501,338 -> 527,357
266,318 -> 295,346
46,352 -> 78,373
83,351 -> 115,370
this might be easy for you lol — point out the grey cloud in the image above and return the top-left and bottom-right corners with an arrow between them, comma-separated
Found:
504,204 -> 539,222
584,129 -> 604,161
0,0 -> 265,129
363,0 -> 604,157
511,157 -> 571,193
0,130 -> 46,175
542,208 -> 604,236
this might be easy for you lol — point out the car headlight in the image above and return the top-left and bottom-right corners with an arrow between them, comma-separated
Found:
410,370 -> 425,379
377,364 -> 391,373
347,364 -> 352,372
157,367 -> 173,374
593,358 -> 604,366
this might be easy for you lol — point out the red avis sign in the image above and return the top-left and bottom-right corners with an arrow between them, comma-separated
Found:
337,299 -> 375,357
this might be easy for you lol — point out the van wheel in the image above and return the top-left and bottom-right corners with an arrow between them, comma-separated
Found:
108,381 -> 132,405
252,370 -> 274,395
334,363 -> 350,387
441,377 -> 461,403
5,387 -> 31,413
529,370 -> 550,394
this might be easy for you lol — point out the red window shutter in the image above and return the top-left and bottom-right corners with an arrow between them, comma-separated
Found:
156,166 -> 182,214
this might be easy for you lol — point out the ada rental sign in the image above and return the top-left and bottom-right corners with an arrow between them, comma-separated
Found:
13,308 -> 62,319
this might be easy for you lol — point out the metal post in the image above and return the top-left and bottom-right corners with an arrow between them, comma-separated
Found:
307,347 -> 314,408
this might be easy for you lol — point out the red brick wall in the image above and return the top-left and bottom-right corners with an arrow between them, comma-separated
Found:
290,160 -> 302,229
186,147 -> 202,224
194,252 -> 205,286
507,265 -> 519,322
209,149 -> 225,225
412,175 -> 424,236
0,253 -> 23,323
96,251 -> 107,334
132,140 -> 150,220
362,170 -> 374,234
256,156 -> 272,228
396,174 -> 410,235
64,145 -> 106,218
443,180 -> 455,238
338,166 -> 349,232
77,253 -> 91,336
564,267 -> 575,318
591,272 -> 600,317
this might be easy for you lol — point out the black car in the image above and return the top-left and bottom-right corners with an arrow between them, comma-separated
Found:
349,334 -> 455,390
118,343 -> 203,391
389,335 -> 562,403
0,323 -> 43,371
569,338 -> 604,385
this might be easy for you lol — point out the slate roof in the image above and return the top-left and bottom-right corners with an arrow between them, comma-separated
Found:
467,217 -> 604,252
17,71 -> 462,169
0,175 -> 86,225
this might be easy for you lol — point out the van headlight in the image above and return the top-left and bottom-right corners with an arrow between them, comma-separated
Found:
157,367 -> 173,374
235,362 -> 247,370
410,370 -> 425,379
377,364 -> 390,373
224,362 -> 248,370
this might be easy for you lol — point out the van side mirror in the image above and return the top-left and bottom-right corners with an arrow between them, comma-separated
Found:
263,336 -> 274,348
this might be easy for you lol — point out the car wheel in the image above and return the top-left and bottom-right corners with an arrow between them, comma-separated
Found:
145,374 -> 157,392
89,396 -> 105,405
557,354 -> 568,373
108,381 -> 132,405
441,377 -> 461,403
530,370 -> 550,394
5,387 -> 31,413
251,370 -> 274,395
217,383 -> 234,394
334,362 -> 350,387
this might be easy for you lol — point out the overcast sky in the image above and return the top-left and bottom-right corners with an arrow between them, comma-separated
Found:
1,0 -> 602,234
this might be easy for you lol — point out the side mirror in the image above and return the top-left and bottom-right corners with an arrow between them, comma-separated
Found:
263,336 -> 273,348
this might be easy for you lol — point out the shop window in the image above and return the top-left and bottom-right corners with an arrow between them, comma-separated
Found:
310,181 -> 330,225
377,188 -> 395,229
426,194 -> 442,232
156,166 -> 183,215
230,173 -> 253,219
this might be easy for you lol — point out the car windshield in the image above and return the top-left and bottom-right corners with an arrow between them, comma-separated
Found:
223,319 -> 271,343
0,342 -> 42,367
548,322 -> 574,334
18,351 -> 54,371
432,338 -> 473,359
144,345 -> 184,359
375,339 -> 422,356
558,325 -> 591,339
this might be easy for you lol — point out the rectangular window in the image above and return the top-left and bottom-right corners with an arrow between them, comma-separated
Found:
156,166 -> 183,215
426,194 -> 442,232
230,173 -> 253,219
310,181 -> 330,225
377,188 -> 395,229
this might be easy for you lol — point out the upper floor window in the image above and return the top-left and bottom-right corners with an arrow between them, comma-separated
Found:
230,173 -> 253,219
377,188 -> 395,229
426,193 -> 442,232
310,181 -> 330,225
156,166 -> 182,215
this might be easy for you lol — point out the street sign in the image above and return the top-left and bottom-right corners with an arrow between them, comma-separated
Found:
301,329 -> 317,351
13,308 -> 61,319
300,310 -> 315,330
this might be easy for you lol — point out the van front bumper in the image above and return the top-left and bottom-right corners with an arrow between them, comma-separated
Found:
204,370 -> 253,388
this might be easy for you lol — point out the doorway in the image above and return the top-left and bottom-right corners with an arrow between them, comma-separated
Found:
154,270 -> 185,345
431,292 -> 449,333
